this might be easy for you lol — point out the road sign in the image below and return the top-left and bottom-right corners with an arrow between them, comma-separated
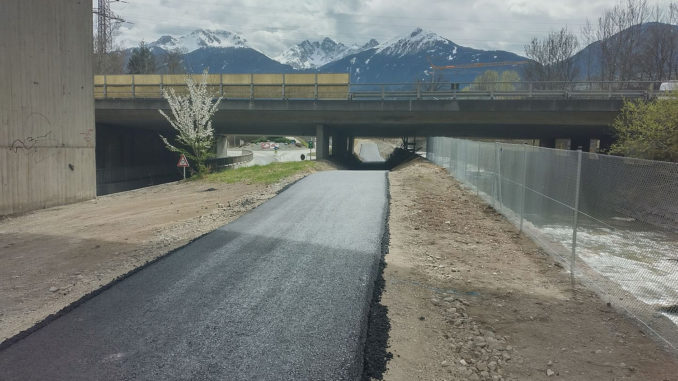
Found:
177,154 -> 189,167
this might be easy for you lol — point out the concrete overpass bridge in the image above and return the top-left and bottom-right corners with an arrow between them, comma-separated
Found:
93,75 -> 659,193
95,75 -> 660,160
96,97 -> 627,158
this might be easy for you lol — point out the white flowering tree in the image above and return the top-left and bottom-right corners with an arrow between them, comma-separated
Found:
159,71 -> 222,174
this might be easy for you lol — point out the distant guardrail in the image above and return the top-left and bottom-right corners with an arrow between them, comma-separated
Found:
94,75 -> 667,101
207,150 -> 254,170
348,81 -> 664,100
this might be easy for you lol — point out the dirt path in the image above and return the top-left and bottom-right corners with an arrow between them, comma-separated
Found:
0,164 -> 330,343
383,158 -> 678,380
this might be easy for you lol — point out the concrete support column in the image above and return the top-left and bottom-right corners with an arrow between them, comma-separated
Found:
315,125 -> 329,160
599,136 -> 614,153
570,137 -> 591,152
331,132 -> 348,158
216,135 -> 228,158
539,137 -> 556,148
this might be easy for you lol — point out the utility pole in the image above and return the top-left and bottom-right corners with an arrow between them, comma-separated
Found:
93,0 -> 125,56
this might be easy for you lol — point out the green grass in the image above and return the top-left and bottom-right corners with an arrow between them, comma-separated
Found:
202,161 -> 317,185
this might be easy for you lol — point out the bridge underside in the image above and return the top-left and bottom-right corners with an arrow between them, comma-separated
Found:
95,98 -> 621,167
96,99 -> 620,139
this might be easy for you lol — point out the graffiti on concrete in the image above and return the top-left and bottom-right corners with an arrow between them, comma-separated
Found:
80,128 -> 94,144
9,131 -> 53,153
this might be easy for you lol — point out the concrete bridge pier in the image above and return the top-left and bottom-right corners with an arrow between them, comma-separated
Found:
599,136 -> 614,152
216,135 -> 229,158
539,138 -> 556,148
570,137 -> 592,152
331,132 -> 350,158
316,125 -> 329,160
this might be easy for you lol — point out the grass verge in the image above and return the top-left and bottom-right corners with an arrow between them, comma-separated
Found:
201,161 -> 318,185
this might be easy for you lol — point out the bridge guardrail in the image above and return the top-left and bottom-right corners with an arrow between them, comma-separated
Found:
207,150 -> 254,170
94,73 -> 350,100
347,81 -> 661,100
94,76 -> 665,101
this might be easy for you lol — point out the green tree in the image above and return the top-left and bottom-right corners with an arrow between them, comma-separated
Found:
159,71 -> 223,174
610,96 -> 678,162
469,70 -> 520,91
127,41 -> 156,74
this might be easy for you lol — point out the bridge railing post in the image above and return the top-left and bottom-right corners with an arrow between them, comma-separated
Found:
131,75 -> 135,99
314,73 -> 318,100
103,75 -> 107,99
381,85 -> 385,101
282,73 -> 286,100
528,82 -> 533,98
220,73 -> 223,97
250,74 -> 254,101
160,74 -> 164,97
416,82 -> 421,100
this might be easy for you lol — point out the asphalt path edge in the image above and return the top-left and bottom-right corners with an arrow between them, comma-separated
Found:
0,175 -> 315,352
360,173 -> 393,380
0,231 -> 213,352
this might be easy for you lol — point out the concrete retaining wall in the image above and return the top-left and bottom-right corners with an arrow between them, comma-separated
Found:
1,0 -> 95,215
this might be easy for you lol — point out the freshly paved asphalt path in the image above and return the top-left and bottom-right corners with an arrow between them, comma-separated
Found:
0,171 -> 388,380
358,143 -> 385,163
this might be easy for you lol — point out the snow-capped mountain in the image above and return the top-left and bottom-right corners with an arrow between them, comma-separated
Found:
149,29 -> 249,53
182,48 -> 294,74
139,29 -> 293,73
121,27 -> 526,81
375,28 -> 456,57
275,37 -> 379,70
319,28 -> 527,84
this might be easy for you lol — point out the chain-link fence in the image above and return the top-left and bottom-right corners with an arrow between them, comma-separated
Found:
427,137 -> 678,350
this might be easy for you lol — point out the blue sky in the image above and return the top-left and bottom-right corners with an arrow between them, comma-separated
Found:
103,0 -> 674,55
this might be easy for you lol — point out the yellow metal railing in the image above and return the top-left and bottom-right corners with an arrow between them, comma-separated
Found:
94,73 -> 350,100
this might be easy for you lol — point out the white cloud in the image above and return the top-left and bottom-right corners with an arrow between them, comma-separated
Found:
103,0 -> 673,56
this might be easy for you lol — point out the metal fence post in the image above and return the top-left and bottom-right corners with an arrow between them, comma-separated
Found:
160,74 -> 164,97
476,142 -> 480,196
131,75 -> 135,99
103,74 -> 107,98
571,148 -> 583,290
463,141 -> 468,183
495,142 -> 503,211
520,143 -> 528,233
282,73 -> 286,100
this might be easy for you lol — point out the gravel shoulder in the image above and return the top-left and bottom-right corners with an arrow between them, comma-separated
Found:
0,162 -> 332,343
383,157 -> 678,380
